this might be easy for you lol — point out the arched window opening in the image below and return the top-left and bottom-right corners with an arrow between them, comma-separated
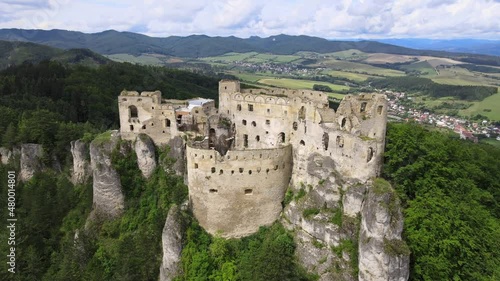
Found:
360,102 -> 367,113
211,167 -> 216,173
367,147 -> 374,162
341,118 -> 347,128
165,118 -> 171,127
251,121 -> 256,127
322,133 -> 329,150
209,128 -> 216,148
142,125 -> 146,130
239,168 -> 244,173
242,120 -> 247,125
129,105 -> 138,118
219,169 -> 224,175
256,135 -> 260,142
130,125 -> 134,131
278,132 -> 285,144
293,122 -> 298,131
300,140 -> 305,146
298,106 -> 306,120
248,170 -> 252,175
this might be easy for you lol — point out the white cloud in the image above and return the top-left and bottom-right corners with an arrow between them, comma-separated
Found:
0,0 -> 498,39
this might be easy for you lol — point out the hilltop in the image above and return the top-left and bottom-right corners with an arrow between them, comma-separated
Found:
0,29 -> 498,66
0,40 -> 110,69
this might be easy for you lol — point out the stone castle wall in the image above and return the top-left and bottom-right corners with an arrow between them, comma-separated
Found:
119,80 -> 388,237
186,145 -> 293,237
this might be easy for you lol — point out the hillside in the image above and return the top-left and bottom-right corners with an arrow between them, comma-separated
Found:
0,29 -> 499,66
0,40 -> 110,69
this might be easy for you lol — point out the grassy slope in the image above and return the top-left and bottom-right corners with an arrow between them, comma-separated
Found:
460,89 -> 500,120
257,78 -> 349,91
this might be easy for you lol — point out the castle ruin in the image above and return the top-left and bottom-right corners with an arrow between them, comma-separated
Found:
118,80 -> 388,237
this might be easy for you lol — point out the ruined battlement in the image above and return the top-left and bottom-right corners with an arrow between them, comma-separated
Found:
118,80 -> 388,237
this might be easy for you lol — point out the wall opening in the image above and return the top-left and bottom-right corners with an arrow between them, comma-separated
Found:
219,169 -> 224,175
300,140 -> 305,146
177,114 -> 182,124
239,168 -> 244,173
298,106 -> 306,120
211,167 -> 216,173
360,102 -> 367,112
194,163 -> 198,169
336,136 -> 344,148
322,133 -> 329,150
242,119 -> 247,125
129,105 -> 138,118
209,189 -> 218,193
266,120 -> 270,125
274,165 -> 278,170
256,135 -> 260,142
130,125 -> 134,131
278,132 -> 285,144
341,117 -> 346,128
244,189 -> 253,195
237,104 -> 242,111
142,125 -> 146,130
377,105 -> 383,115
267,108 -> 270,113
243,134 -> 248,147
248,104 -> 254,111
251,121 -> 256,127
209,128 -> 216,148
248,170 -> 252,175
367,147 -> 374,162
165,118 -> 171,127
293,122 -> 298,131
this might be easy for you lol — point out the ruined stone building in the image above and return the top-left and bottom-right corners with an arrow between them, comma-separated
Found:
118,80 -> 388,238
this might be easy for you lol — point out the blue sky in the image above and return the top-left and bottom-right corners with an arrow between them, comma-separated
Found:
0,0 -> 498,39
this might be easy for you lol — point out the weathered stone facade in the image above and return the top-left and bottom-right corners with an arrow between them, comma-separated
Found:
118,80 -> 388,238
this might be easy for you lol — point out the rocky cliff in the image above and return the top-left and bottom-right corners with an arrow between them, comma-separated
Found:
358,180 -> 409,281
19,143 -> 44,182
159,205 -> 184,281
0,147 -> 12,165
71,140 -> 91,184
89,131 -> 124,218
134,134 -> 157,179
282,153 -> 409,281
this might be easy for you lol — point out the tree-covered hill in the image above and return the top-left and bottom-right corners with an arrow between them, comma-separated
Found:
1,29 -> 499,66
0,40 -> 111,69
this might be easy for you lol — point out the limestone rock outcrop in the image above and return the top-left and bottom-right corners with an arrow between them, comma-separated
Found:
89,131 -> 124,218
159,205 -> 184,281
19,144 -> 44,182
358,181 -> 410,281
134,134 -> 157,179
71,140 -> 91,184
0,147 -> 12,165
166,136 -> 185,175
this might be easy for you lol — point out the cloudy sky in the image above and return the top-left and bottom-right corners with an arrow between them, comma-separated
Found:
0,0 -> 498,39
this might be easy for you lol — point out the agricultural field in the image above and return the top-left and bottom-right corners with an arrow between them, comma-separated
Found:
105,53 -> 164,65
318,59 -> 405,77
201,52 -> 301,64
460,89 -> 500,120
400,61 -> 437,76
430,66 -> 500,87
323,70 -> 375,82
257,78 -> 349,92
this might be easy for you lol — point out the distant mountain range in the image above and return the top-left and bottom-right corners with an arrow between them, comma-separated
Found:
377,39 -> 500,56
0,29 -> 498,66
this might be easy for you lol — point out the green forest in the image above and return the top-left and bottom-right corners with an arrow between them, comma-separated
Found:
0,60 -> 499,280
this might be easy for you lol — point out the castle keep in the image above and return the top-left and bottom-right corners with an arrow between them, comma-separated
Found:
118,80 -> 388,237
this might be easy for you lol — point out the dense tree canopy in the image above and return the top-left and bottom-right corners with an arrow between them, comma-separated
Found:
383,123 -> 500,280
